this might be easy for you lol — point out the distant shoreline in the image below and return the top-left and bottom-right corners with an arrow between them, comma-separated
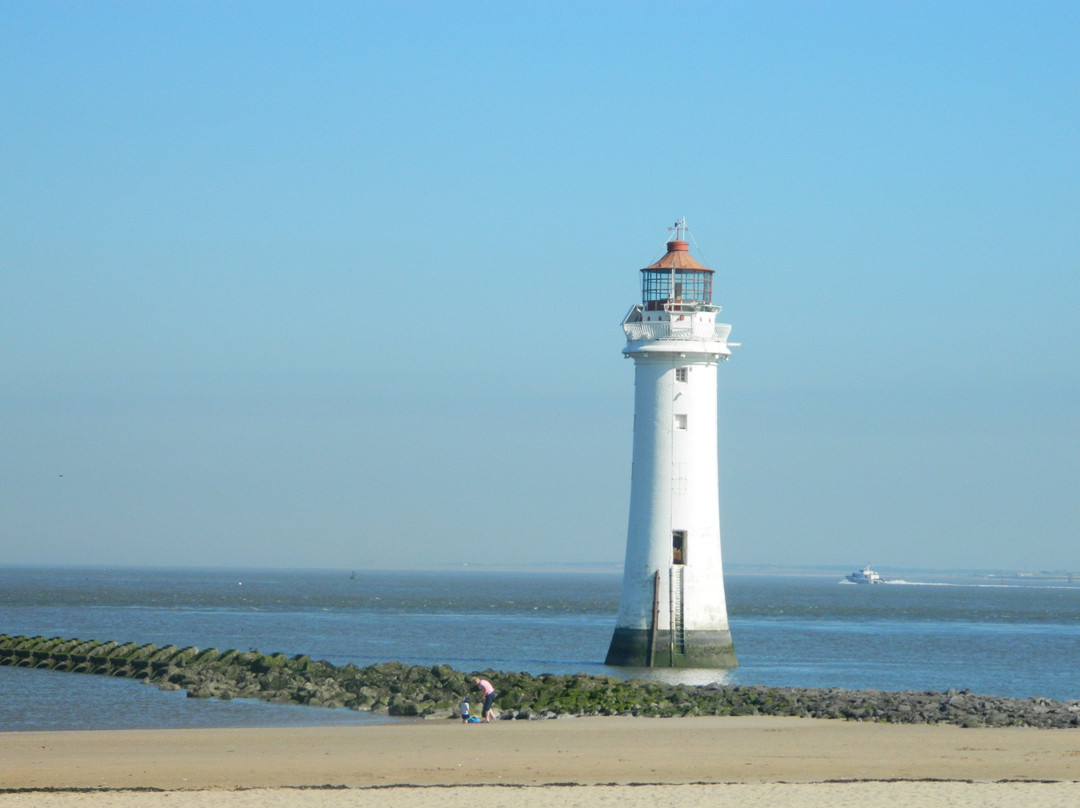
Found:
2,562 -> 1078,585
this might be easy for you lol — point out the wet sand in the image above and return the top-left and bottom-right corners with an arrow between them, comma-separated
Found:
1,716 -> 1077,806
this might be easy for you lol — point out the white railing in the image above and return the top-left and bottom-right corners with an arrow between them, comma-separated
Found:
623,321 -> 732,343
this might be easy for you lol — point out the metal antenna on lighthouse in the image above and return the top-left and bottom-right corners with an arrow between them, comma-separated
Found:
666,217 -> 687,302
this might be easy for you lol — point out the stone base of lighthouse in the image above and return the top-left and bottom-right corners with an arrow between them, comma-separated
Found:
605,627 -> 737,669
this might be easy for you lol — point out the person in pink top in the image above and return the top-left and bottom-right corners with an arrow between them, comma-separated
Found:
472,677 -> 496,722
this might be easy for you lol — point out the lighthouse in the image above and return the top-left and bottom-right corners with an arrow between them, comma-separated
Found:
605,220 -> 738,668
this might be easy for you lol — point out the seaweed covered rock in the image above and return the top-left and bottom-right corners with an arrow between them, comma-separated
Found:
1,634 -> 1078,728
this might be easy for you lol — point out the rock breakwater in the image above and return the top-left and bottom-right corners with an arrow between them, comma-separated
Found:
1,634 -> 1077,728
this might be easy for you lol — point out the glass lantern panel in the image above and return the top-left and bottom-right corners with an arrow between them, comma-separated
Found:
641,269 -> 712,310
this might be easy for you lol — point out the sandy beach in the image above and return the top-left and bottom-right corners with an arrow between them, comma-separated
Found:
1,716 -> 1078,806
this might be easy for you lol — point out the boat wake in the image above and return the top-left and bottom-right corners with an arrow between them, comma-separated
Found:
865,579 -> 1078,590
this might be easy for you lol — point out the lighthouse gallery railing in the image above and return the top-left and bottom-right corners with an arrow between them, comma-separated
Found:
623,321 -> 732,343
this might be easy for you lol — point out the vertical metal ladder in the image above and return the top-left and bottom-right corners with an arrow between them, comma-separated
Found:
669,566 -> 686,661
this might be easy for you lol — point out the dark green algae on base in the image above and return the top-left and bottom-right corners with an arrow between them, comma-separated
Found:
605,627 -> 737,669
1,634 -> 1078,727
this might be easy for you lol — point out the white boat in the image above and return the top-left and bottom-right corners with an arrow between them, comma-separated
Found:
846,564 -> 883,584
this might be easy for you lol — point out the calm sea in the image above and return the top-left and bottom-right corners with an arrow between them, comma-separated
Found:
1,567 -> 1078,732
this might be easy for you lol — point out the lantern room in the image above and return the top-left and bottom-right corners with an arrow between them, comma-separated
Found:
640,237 -> 715,312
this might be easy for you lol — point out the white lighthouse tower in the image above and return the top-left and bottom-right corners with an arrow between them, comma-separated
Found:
605,220 -> 737,668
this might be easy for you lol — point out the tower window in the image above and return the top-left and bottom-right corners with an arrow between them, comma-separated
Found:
672,531 -> 686,565
674,414 -> 687,430
675,367 -> 688,383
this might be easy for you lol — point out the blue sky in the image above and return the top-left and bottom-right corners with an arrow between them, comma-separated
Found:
3,1 -> 1077,572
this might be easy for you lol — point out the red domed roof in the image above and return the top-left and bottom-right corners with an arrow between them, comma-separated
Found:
643,240 -> 712,272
